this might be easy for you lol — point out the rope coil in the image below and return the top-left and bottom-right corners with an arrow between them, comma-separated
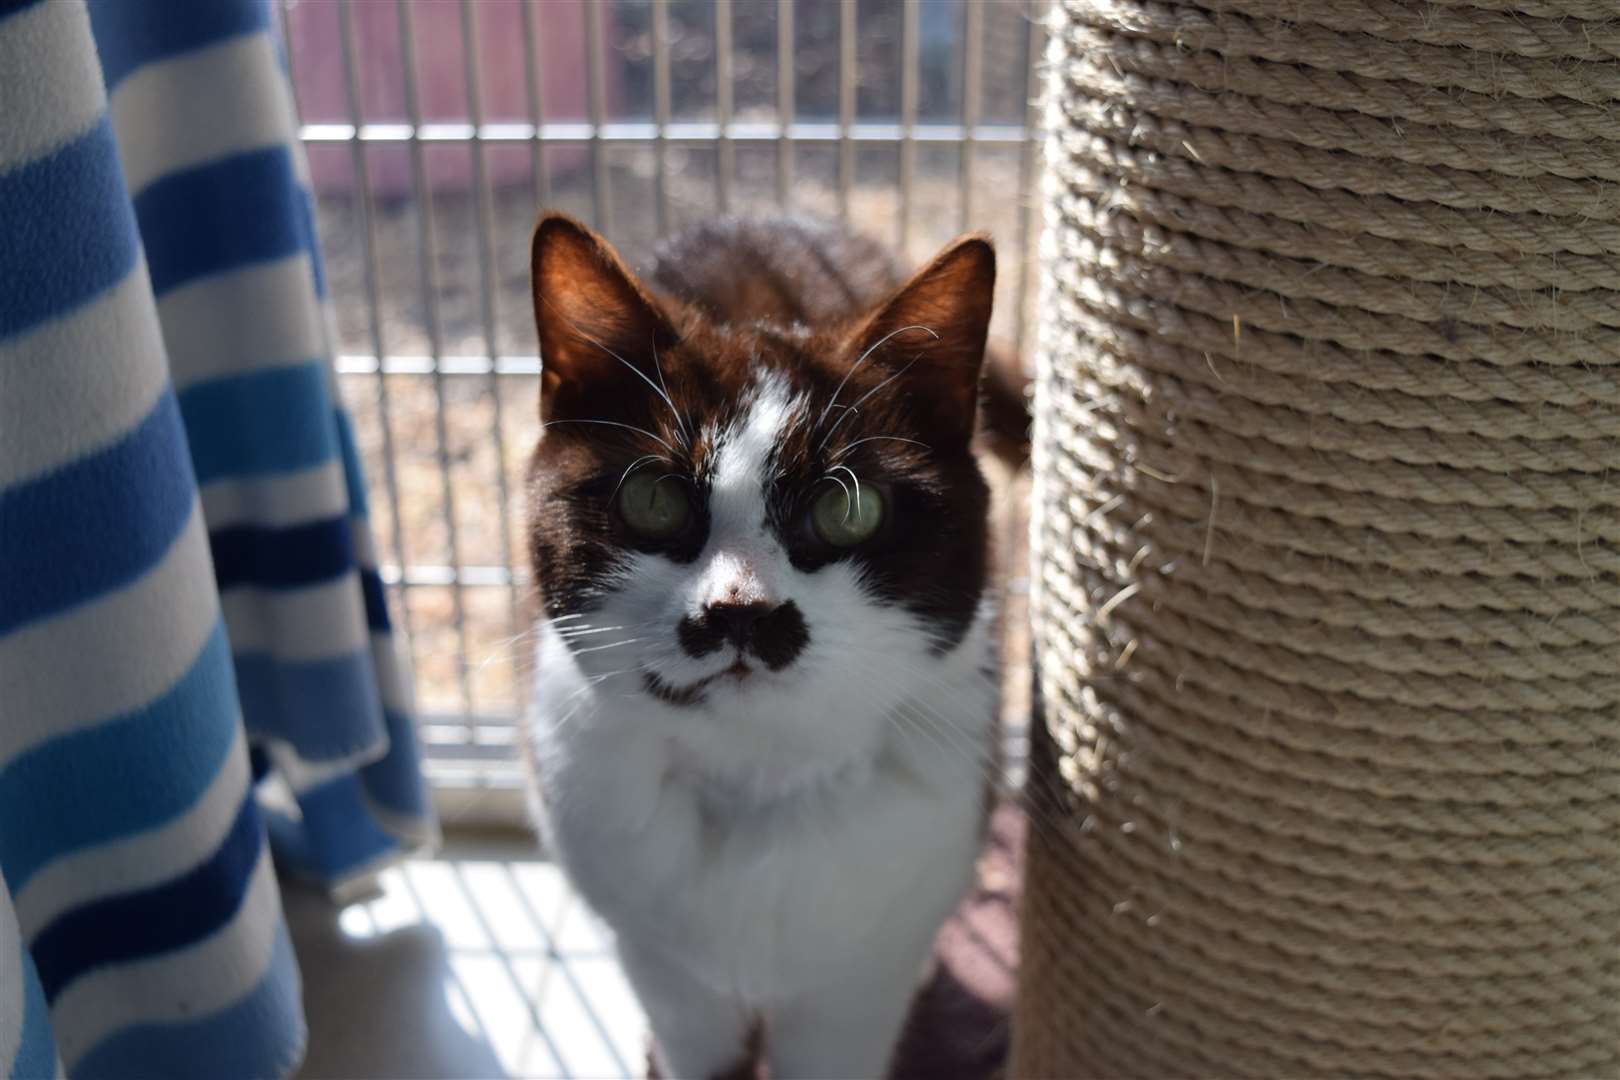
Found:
1015,2 -> 1620,1076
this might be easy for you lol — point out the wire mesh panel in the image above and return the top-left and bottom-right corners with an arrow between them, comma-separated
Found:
280,0 -> 1046,797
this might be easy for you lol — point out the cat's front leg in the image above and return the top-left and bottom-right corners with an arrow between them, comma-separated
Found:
536,723 -> 707,925
618,938 -> 756,1080
766,952 -> 928,1080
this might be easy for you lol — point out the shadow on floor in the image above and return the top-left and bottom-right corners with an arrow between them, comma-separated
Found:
284,880 -> 510,1079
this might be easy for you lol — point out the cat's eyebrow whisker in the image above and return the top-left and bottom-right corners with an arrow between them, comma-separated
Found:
827,465 -> 863,523
831,434 -> 932,461
815,357 -> 922,456
543,418 -> 677,453
649,337 -> 691,448
611,454 -> 666,501
543,301 -> 687,448
815,324 -> 938,436
592,339 -> 683,440
823,470 -> 852,509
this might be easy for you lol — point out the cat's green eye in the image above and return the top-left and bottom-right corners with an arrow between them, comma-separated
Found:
811,483 -> 884,547
616,470 -> 691,538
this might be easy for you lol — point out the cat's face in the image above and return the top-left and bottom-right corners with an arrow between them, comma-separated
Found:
526,215 -> 994,769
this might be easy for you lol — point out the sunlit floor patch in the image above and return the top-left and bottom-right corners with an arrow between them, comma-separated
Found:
285,836 -> 646,1079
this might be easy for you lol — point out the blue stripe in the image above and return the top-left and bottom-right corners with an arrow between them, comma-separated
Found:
86,0 -> 269,91
0,0 -> 46,24
133,146 -> 309,295
248,744 -> 272,784
32,794 -> 264,1004
300,187 -> 326,299
361,708 -> 431,821
360,569 -> 389,632
265,777 -> 398,883
0,391 -> 194,637
9,949 -> 56,1080
211,516 -> 355,592
177,361 -> 338,485
70,926 -> 304,1080
0,622 -> 237,897
235,651 -> 385,762
332,408 -> 370,517
0,116 -> 139,339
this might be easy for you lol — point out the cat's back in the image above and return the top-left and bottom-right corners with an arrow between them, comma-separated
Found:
647,216 -> 903,331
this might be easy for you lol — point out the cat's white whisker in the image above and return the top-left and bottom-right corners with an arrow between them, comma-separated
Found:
841,651 -> 1067,844
827,465 -> 863,523
568,636 -> 647,656
542,418 -> 677,453
814,323 -> 937,436
611,455 -> 667,501
554,624 -> 636,639
649,337 -> 691,448
823,470 -> 852,509
546,305 -> 688,447
831,434 -> 933,460
816,357 -> 922,455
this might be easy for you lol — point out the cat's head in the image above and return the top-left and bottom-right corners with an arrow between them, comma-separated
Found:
526,214 -> 994,770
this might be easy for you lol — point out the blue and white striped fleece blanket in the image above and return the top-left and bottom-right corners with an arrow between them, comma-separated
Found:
1,0 -> 436,1075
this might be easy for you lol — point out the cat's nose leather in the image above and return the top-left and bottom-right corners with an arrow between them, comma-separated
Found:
706,600 -> 771,649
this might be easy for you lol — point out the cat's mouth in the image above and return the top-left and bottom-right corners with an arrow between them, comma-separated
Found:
642,657 -> 755,706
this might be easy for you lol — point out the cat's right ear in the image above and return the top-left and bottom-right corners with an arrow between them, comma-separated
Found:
530,212 -> 677,422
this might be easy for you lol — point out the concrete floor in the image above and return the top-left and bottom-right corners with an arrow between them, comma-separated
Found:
284,834 -> 647,1080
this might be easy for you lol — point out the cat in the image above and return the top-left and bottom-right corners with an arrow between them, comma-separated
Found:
522,212 -> 1009,1079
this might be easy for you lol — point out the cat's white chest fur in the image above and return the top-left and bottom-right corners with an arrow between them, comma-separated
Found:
526,610 -> 995,1078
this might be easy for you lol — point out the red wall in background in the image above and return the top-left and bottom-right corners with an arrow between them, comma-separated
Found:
288,0 -> 606,197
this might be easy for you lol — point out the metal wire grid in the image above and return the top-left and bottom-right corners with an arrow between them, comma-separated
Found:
280,0 -> 1046,793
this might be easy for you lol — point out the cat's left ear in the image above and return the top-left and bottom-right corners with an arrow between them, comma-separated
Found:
845,234 -> 995,445
530,212 -> 678,423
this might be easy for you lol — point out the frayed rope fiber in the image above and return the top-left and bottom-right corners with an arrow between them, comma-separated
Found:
1013,2 -> 1620,1077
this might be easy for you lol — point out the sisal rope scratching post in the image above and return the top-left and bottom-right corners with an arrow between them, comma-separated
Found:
1014,2 -> 1620,1077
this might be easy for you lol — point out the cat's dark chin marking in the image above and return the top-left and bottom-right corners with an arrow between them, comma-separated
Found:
641,668 -> 710,707
643,652 -> 780,708
527,214 -> 995,659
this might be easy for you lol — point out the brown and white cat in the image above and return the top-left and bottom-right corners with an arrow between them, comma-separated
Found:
523,213 -> 1003,1079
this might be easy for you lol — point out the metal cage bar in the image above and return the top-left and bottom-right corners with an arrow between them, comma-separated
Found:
714,0 -> 735,214
653,0 -> 672,234
776,0 -> 794,208
395,0 -> 477,727
583,0 -> 610,232
959,0 -> 983,232
519,0 -> 550,207
898,0 -> 918,254
298,120 -> 1030,144
459,0 -> 523,683
836,0 -> 855,220
337,0 -> 416,654
1015,5 -> 1049,365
